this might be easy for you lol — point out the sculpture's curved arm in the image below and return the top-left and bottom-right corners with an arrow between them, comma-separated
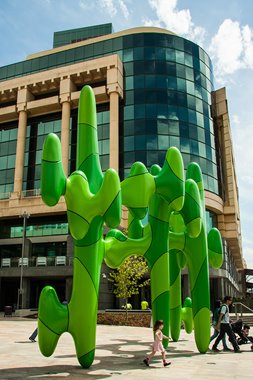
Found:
208,228 -> 223,268
77,85 -> 103,193
41,133 -> 66,206
104,225 -> 151,268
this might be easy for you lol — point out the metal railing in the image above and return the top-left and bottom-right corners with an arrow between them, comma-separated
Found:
0,191 -> 11,200
0,189 -> 41,200
233,302 -> 253,319
21,189 -> 41,198
0,256 -> 73,268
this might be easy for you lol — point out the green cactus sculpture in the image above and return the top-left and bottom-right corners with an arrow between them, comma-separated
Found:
105,149 -> 187,344
105,160 -> 204,348
39,85 -> 121,368
39,85 -> 223,368
169,162 -> 223,352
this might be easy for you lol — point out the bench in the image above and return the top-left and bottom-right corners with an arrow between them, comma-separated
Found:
1,258 -> 11,267
55,256 -> 66,266
36,257 -> 47,266
18,257 -> 29,266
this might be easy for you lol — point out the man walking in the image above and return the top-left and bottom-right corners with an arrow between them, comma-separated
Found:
212,296 -> 241,353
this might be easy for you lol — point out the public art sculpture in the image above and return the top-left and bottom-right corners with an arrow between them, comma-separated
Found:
39,85 -> 223,368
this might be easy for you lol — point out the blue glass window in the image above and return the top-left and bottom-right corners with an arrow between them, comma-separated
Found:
168,120 -> 179,135
124,136 -> 134,151
198,127 -> 205,143
134,75 -> 145,88
146,104 -> 157,119
158,135 -> 169,150
125,76 -> 133,90
170,136 -> 180,149
124,105 -> 134,120
135,104 -> 145,119
198,142 -> 206,158
147,135 -> 158,150
147,151 -> 158,166
135,135 -> 146,150
124,152 -> 135,167
178,107 -> 188,122
133,47 -> 144,60
145,76 -> 156,88
180,137 -> 190,153
157,120 -> 168,134
188,109 -> 197,124
156,75 -> 168,88
176,50 -> 184,64
166,48 -> 176,61
190,140 -> 199,155
123,48 -> 133,62
177,77 -> 186,92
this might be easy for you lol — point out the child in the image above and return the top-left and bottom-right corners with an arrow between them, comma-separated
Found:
237,324 -> 253,346
143,319 -> 171,367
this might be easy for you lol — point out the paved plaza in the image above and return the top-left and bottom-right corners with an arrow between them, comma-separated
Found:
0,318 -> 252,379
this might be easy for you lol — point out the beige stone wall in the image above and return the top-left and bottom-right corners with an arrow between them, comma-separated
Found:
0,55 -> 123,219
211,87 -> 243,269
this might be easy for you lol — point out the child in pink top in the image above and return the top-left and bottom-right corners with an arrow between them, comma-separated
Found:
143,320 -> 171,367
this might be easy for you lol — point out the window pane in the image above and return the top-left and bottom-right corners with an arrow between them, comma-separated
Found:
158,135 -> 169,150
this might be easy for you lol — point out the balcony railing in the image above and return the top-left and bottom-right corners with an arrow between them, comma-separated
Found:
0,191 -> 11,200
0,256 -> 73,268
21,189 -> 41,198
0,189 -> 41,200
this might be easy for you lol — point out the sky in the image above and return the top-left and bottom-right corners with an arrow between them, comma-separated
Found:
1,0 -> 253,267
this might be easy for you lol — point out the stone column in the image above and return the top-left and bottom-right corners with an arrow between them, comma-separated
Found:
13,87 -> 34,195
20,238 -> 31,309
13,109 -> 27,194
107,64 -> 123,173
108,90 -> 119,172
22,278 -> 30,309
60,78 -> 76,176
61,101 -> 71,175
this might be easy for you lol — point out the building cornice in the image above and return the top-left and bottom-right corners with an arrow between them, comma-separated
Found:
26,27 -> 176,60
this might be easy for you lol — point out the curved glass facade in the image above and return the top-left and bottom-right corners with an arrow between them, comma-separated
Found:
120,33 -> 218,194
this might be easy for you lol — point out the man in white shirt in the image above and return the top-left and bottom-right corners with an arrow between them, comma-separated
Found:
212,296 -> 241,353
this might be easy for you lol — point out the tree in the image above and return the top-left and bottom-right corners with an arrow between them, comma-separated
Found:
109,255 -> 150,319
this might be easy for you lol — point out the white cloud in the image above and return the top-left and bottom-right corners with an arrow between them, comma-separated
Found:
144,0 -> 206,47
233,122 -> 253,173
79,1 -> 94,10
231,114 -> 240,125
118,0 -> 129,19
242,25 -> 253,67
100,0 -> 117,16
97,0 -> 130,19
231,113 -> 253,269
233,120 -> 253,200
208,19 -> 253,81
243,246 -> 253,269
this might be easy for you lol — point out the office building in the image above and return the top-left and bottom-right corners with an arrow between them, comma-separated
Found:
0,23 -> 244,311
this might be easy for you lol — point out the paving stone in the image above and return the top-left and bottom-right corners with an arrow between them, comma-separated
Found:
0,319 -> 252,379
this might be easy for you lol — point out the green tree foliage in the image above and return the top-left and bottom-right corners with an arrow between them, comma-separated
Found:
109,256 -> 150,314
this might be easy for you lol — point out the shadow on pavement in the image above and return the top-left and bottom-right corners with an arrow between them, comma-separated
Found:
0,337 -> 201,379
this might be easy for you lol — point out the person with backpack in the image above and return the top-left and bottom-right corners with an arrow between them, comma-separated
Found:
212,296 -> 241,353
210,299 -> 230,351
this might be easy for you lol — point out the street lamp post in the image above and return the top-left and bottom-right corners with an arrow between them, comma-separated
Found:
17,211 -> 30,310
